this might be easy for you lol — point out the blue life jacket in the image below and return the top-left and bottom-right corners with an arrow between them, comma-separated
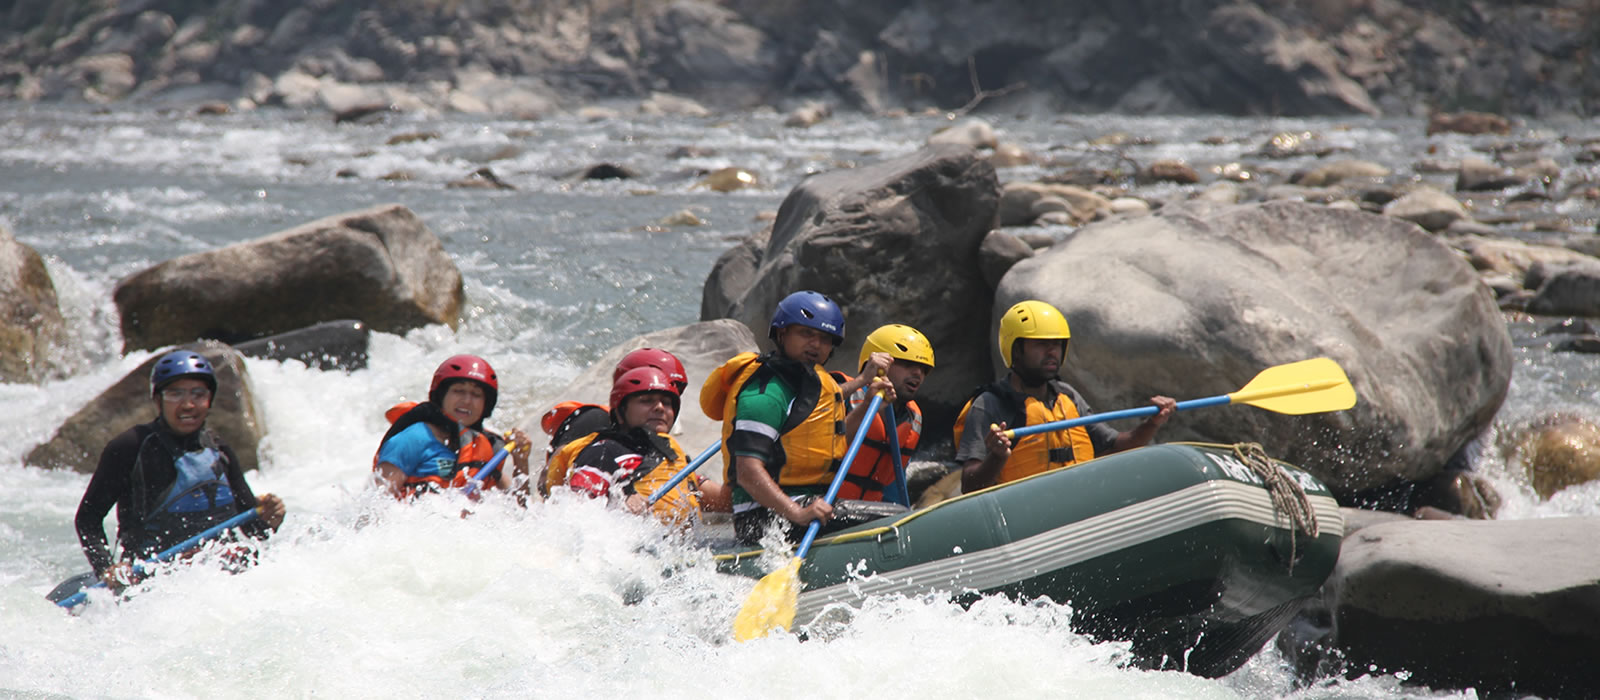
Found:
127,428 -> 238,557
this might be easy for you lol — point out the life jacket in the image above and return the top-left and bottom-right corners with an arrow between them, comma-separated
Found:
549,428 -> 703,526
536,401 -> 610,496
376,401 -> 506,499
701,351 -> 845,488
953,379 -> 1097,486
833,376 -> 922,502
127,425 -> 238,557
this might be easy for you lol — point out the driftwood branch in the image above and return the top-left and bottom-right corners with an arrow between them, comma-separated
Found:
949,56 -> 1026,117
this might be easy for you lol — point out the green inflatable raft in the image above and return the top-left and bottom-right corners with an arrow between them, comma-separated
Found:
715,442 -> 1344,677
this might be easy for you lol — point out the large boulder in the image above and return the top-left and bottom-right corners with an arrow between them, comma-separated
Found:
0,223 -> 67,383
700,144 -> 1000,435
1323,517 -> 1600,697
517,320 -> 759,480
113,205 -> 462,352
995,200 -> 1512,496
25,341 -> 264,473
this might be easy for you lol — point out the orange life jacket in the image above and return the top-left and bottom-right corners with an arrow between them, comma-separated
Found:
835,377 -> 922,501
953,380 -> 1096,486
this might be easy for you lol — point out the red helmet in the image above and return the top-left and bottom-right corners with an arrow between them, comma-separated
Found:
613,348 -> 688,394
609,366 -> 681,416
430,354 -> 499,418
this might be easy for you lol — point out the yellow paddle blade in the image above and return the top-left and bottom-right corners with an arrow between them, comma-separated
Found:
732,558 -> 801,641
1228,357 -> 1356,415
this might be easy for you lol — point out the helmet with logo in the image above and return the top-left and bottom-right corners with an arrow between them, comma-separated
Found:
613,348 -> 688,394
858,324 -> 936,372
609,366 -> 681,416
150,350 -> 218,397
769,290 -> 845,346
430,354 -> 499,418
998,300 -> 1071,368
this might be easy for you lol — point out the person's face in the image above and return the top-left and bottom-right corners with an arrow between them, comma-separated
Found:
778,325 -> 835,366
441,381 -> 487,425
885,359 -> 931,400
1015,338 -> 1066,377
622,391 -> 677,434
157,378 -> 212,435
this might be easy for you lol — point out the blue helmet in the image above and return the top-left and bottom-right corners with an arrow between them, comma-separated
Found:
150,350 -> 218,396
770,290 -> 845,346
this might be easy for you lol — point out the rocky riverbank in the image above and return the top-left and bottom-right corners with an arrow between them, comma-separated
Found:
2,0 -> 1597,119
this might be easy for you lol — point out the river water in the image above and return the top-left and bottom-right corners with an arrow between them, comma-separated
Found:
1,103 -> 1596,698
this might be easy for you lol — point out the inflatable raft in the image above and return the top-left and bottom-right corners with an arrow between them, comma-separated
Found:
715,442 -> 1344,677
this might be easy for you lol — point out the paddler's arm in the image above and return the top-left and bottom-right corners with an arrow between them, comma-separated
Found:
696,476 -> 733,513
374,462 -> 409,499
736,455 -> 832,525
836,351 -> 892,397
843,376 -> 895,437
75,429 -> 141,577
1107,395 -> 1177,453
501,428 -> 533,490
960,422 -> 1012,493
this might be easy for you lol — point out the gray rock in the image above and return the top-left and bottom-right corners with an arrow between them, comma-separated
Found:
113,204 -> 462,352
977,230 -> 1034,290
0,223 -> 67,383
233,319 -> 370,371
1383,186 -> 1468,233
995,200 -> 1511,495
1324,517 -> 1600,697
701,144 -> 999,433
1291,160 -> 1391,188
26,341 -> 263,473
1526,258 -> 1600,318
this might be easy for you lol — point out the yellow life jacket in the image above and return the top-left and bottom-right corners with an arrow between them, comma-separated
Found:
953,379 -> 1097,486
546,430 -> 703,526
701,351 -> 845,488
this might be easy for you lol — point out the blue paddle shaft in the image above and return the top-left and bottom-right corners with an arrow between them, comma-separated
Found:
1005,394 -> 1228,439
57,506 -> 263,609
460,447 -> 513,497
795,392 -> 884,560
883,402 -> 909,507
646,440 -> 721,506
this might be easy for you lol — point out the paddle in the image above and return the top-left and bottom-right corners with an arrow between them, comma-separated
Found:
460,441 -> 515,498
733,391 -> 884,641
882,402 -> 910,507
646,440 -> 722,506
999,357 -> 1356,441
57,506 -> 264,609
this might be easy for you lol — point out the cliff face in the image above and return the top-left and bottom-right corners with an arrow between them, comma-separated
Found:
2,0 -> 1595,117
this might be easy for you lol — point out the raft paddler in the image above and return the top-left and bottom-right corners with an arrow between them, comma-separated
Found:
830,324 -> 935,503
374,354 -> 533,499
74,350 -> 286,588
955,300 -> 1177,492
546,366 -> 731,525
701,290 -> 892,545
535,347 -> 688,498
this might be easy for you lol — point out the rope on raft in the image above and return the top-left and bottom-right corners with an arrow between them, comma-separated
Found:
1233,442 -> 1319,570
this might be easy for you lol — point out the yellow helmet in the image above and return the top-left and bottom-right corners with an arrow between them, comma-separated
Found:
998,300 -> 1070,368
858,324 -> 936,371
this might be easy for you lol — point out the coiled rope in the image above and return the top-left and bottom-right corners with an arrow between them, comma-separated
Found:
1233,442 -> 1319,569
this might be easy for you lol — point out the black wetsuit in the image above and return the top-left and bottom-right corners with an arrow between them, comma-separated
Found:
74,418 -> 268,576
